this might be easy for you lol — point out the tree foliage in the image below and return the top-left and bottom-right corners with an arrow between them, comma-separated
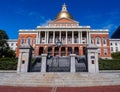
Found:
0,29 -> 15,58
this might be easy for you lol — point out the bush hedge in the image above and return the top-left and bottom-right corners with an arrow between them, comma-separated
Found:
0,57 -> 17,70
111,52 -> 120,59
99,59 -> 120,70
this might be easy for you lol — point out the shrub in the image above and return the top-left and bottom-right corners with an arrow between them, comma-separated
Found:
0,57 -> 17,70
99,59 -> 120,70
111,52 -> 120,59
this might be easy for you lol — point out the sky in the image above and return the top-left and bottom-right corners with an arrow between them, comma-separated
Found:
0,0 -> 120,39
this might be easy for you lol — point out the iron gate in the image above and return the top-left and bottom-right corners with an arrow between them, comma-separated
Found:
47,56 -> 70,72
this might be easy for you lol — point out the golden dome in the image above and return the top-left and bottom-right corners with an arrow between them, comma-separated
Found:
55,3 -> 73,19
55,11 -> 73,19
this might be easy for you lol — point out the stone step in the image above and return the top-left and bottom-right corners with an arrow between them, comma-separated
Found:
0,72 -> 120,87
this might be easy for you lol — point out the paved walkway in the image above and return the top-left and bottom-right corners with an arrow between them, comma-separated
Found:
0,86 -> 120,92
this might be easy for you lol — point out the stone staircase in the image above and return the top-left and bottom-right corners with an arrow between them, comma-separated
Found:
0,72 -> 120,87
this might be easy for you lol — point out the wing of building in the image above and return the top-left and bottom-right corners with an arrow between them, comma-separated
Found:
16,4 -> 111,59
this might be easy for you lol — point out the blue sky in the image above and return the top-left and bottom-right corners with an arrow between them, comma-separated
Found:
0,0 -> 120,39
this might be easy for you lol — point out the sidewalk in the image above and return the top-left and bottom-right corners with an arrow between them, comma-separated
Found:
0,86 -> 120,92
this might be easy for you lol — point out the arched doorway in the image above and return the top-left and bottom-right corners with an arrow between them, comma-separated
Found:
83,47 -> 86,55
61,47 -> 65,56
48,47 -> 52,56
74,47 -> 79,55
54,47 -> 59,56
68,47 -> 72,55
39,47 -> 44,55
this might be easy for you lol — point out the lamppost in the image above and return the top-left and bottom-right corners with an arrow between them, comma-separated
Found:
56,39 -> 62,69
56,39 -> 62,49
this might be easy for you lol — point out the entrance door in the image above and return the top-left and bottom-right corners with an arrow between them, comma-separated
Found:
39,47 -> 43,55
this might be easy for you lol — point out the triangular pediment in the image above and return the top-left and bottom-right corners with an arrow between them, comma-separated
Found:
49,18 -> 79,24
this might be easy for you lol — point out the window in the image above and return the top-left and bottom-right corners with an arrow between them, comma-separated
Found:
21,38 -> 24,44
104,48 -> 107,55
91,56 -> 95,59
11,43 -> 14,46
98,48 -> 101,55
116,47 -> 118,52
92,60 -> 94,64
115,43 -> 117,46
111,47 -> 113,51
74,36 -> 77,43
91,38 -> 94,44
110,43 -> 112,45
103,38 -> 107,44
27,38 -> 31,45
96,37 -> 101,45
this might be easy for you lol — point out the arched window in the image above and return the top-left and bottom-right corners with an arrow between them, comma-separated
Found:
27,38 -> 31,45
103,38 -> 107,44
91,38 -> 94,44
21,38 -> 24,44
96,37 -> 101,45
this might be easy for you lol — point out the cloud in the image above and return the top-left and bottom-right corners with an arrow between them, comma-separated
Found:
40,19 -> 52,26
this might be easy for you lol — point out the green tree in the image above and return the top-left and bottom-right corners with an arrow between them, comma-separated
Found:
0,29 -> 9,58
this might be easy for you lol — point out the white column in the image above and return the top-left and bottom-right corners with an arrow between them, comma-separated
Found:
72,31 -> 74,44
47,31 -> 49,43
87,31 -> 89,44
53,31 -> 55,44
78,31 -> 80,44
36,31 -> 39,44
66,31 -> 67,44
46,31 -> 47,43
39,31 -> 41,43
45,31 -> 46,43
89,31 -> 91,44
59,31 -> 61,41
81,32 -> 82,44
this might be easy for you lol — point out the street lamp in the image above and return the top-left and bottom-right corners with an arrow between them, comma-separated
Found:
55,39 -> 62,69
56,39 -> 62,48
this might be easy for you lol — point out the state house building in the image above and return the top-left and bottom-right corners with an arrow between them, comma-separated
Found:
16,4 -> 111,58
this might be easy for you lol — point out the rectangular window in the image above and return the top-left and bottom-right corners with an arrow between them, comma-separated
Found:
98,48 -> 101,55
11,43 -> 14,46
115,43 -> 117,46
111,47 -> 113,51
104,48 -> 107,55
91,56 -> 95,59
116,47 -> 118,52
92,60 -> 94,64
